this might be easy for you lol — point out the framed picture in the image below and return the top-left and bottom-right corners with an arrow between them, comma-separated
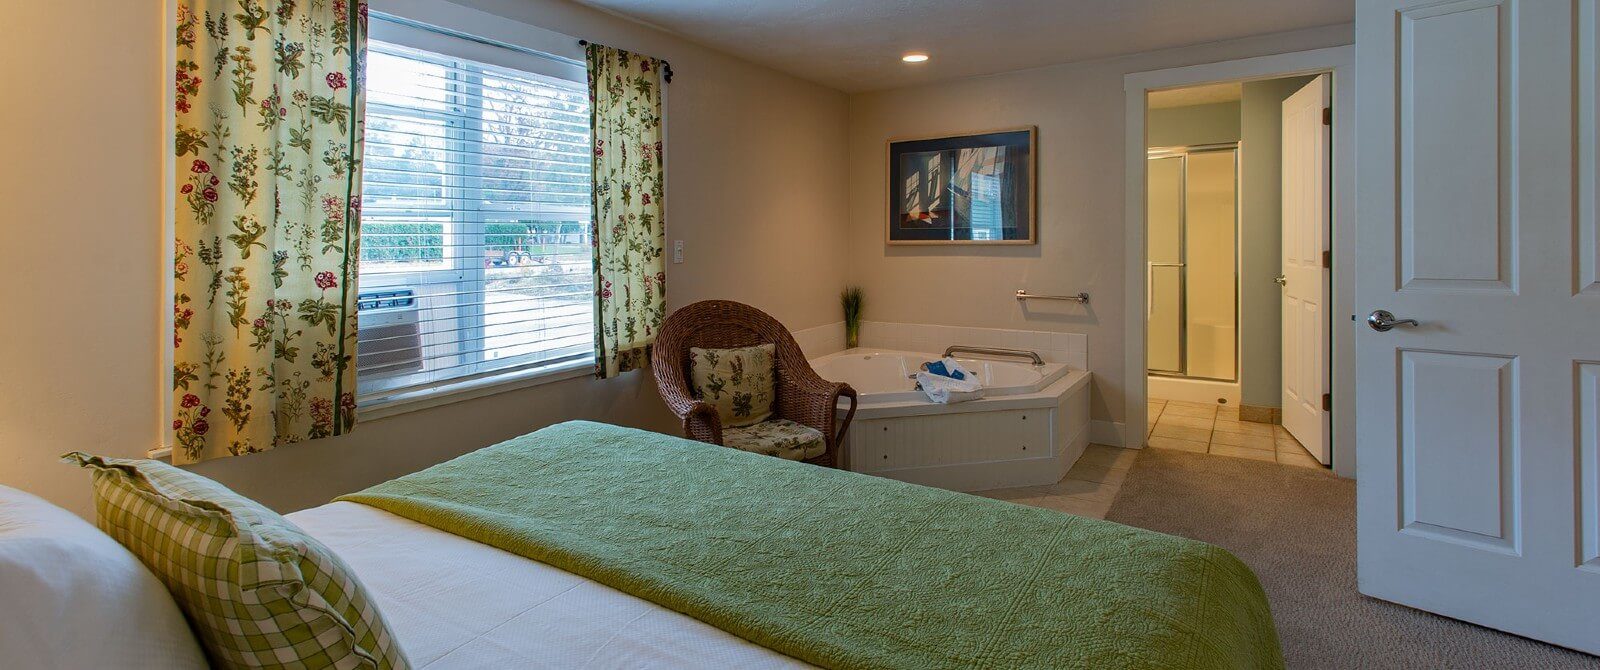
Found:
886,126 -> 1036,245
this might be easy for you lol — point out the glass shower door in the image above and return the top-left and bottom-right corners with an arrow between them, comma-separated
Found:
1182,149 -> 1237,381
1147,156 -> 1185,374
1146,146 -> 1238,382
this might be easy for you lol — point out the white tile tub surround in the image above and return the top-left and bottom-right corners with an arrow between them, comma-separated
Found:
855,321 -> 1088,369
787,320 -> 1087,369
789,321 -> 848,360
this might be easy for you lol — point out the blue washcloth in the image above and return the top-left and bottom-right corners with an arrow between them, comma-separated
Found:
924,360 -> 966,380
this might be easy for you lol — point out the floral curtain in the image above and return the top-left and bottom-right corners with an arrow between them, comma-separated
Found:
587,44 -> 667,379
172,0 -> 366,463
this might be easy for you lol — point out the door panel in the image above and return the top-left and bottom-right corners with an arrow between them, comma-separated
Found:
1399,350 -> 1517,551
1398,0 -> 1510,290
1357,0 -> 1600,653
1583,0 -> 1600,295
1574,362 -> 1600,570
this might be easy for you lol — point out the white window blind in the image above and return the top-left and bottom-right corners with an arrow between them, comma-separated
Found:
357,33 -> 593,400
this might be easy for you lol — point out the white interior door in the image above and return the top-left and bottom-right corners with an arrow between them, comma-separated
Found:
1356,0 -> 1600,653
1280,75 -> 1331,464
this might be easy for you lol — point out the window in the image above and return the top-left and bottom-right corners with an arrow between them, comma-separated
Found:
358,31 -> 593,401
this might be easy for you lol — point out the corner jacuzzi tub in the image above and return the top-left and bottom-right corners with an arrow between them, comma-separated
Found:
810,348 -> 1092,493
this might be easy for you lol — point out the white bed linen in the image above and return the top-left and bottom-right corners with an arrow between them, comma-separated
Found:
288,501 -> 812,669
0,485 -> 207,670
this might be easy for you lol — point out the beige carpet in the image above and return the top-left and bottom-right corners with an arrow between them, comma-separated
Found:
1104,447 -> 1596,669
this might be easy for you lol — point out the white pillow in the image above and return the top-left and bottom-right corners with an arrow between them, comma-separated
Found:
0,485 -> 207,669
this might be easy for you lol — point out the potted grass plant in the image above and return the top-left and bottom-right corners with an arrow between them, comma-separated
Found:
841,285 -> 863,349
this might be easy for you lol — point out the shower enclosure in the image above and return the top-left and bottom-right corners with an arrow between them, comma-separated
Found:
1146,143 -> 1238,383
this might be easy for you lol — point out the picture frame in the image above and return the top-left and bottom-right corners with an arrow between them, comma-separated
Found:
885,126 -> 1036,245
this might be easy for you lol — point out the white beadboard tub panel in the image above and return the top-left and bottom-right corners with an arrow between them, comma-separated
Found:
842,371 -> 1092,492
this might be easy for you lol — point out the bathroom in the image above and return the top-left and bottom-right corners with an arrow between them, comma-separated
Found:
1141,77 -> 1328,468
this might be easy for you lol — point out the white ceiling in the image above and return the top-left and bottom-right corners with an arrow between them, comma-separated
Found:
571,0 -> 1353,92
1147,82 -> 1242,109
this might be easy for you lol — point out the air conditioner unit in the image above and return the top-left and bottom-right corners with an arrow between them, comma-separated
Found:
357,289 -> 423,377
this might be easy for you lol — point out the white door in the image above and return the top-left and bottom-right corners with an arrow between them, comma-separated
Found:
1356,0 -> 1600,653
1280,75 -> 1331,465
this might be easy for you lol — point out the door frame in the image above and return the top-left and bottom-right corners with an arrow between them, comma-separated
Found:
1122,45 -> 1356,478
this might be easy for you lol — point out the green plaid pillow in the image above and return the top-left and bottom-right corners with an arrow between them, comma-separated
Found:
63,452 -> 408,670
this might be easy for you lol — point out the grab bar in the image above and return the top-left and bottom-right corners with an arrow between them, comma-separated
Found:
1015,289 -> 1090,303
943,345 -> 1045,366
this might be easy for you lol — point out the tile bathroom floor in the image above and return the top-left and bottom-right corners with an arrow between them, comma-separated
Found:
1144,398 -> 1325,468
977,399 -> 1327,519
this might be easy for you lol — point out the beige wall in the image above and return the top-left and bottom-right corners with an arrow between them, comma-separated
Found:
0,2 -> 1351,517
1146,102 -> 1241,148
0,0 -> 848,517
0,0 -> 166,517
844,24 -> 1352,435
1238,76 -> 1316,408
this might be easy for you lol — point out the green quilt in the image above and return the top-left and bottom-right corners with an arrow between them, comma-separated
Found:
339,421 -> 1282,669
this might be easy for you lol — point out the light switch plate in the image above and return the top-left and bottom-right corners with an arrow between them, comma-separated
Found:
673,240 -> 684,264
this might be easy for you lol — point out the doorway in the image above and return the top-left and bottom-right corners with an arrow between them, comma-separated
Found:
1123,46 -> 1355,476
1140,75 -> 1327,467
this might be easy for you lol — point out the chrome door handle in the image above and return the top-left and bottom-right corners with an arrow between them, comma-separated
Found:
1367,309 -> 1419,332
1273,274 -> 1287,286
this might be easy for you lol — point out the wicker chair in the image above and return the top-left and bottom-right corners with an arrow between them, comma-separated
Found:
652,300 -> 858,468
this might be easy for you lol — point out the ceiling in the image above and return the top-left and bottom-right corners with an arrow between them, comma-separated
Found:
571,0 -> 1353,92
1147,82 -> 1242,109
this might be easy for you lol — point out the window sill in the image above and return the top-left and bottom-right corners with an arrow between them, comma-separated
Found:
358,358 -> 596,421
147,358 -> 596,461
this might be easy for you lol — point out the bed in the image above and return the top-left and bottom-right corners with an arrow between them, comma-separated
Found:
24,420 -> 1281,669
310,421 -> 1282,669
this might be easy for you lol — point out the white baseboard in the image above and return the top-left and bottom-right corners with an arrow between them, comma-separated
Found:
1090,420 -> 1127,447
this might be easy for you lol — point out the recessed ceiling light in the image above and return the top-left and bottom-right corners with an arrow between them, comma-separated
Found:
901,53 -> 930,63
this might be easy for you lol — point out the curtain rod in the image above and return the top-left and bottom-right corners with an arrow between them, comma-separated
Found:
579,40 -> 674,83
371,11 -> 585,68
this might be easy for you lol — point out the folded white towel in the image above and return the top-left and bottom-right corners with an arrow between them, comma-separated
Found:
915,357 -> 984,404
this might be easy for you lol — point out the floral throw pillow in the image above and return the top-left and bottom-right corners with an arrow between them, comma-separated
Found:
689,344 -> 776,428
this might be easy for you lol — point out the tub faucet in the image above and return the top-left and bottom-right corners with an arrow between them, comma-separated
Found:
943,345 -> 1044,366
